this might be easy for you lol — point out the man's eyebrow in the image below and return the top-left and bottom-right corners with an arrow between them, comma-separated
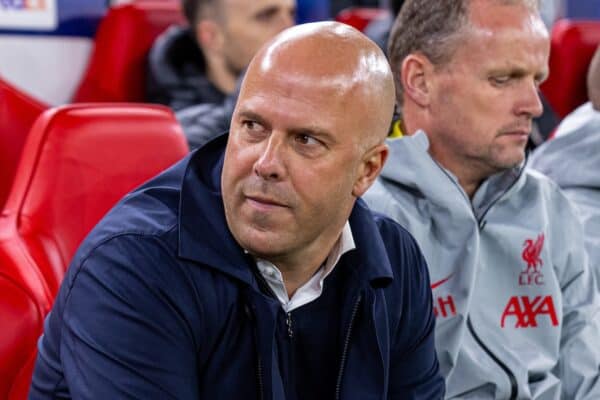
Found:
237,109 -> 337,143
254,5 -> 279,20
488,66 -> 526,76
236,110 -> 268,126
488,65 -> 549,82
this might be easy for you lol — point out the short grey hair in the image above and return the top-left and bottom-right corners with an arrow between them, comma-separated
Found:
388,0 -> 540,103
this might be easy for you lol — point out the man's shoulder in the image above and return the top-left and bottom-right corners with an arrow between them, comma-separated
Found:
371,210 -> 418,247
369,210 -> 429,279
351,201 -> 427,279
176,103 -> 231,150
147,26 -> 205,84
521,168 -> 575,209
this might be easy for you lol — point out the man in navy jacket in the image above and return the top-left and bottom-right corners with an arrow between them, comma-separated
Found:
30,22 -> 444,399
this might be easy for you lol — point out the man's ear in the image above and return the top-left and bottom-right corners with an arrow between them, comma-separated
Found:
352,143 -> 389,197
196,19 -> 223,53
401,53 -> 435,107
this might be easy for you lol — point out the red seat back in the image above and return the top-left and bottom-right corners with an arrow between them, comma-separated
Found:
0,78 -> 46,210
540,19 -> 600,118
73,1 -> 185,102
335,7 -> 390,32
0,104 -> 189,398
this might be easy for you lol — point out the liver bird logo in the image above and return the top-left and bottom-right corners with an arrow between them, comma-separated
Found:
522,233 -> 544,273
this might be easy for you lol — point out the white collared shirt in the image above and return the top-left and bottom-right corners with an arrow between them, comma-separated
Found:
256,222 -> 355,312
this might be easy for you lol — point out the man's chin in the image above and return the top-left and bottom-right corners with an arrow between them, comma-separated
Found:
490,146 -> 526,170
493,156 -> 525,173
237,233 -> 289,260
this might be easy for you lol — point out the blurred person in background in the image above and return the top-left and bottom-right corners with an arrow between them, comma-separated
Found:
365,0 -> 600,398
146,0 -> 295,111
330,0 -> 379,15
530,45 -> 600,283
363,0 -> 405,54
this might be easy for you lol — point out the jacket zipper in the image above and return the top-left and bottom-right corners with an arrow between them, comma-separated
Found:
245,303 -> 265,400
256,352 -> 264,400
467,166 -> 524,400
286,312 -> 293,338
435,161 -> 522,398
475,164 -> 526,229
335,294 -> 362,400
433,157 -> 525,229
467,317 -> 517,400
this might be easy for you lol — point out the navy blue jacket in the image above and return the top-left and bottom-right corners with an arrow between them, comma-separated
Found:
30,136 -> 444,399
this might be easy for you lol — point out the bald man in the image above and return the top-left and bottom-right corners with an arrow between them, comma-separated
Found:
531,45 -> 600,283
30,22 -> 444,399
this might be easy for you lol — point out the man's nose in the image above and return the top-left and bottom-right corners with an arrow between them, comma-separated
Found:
516,81 -> 544,119
253,134 -> 286,181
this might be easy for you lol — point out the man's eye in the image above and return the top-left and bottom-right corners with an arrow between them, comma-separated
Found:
490,76 -> 511,85
243,120 -> 260,131
255,7 -> 278,22
295,134 -> 320,146
240,120 -> 268,140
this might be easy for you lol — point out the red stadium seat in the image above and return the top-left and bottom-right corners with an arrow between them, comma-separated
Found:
0,78 -> 46,210
73,1 -> 185,102
0,104 -> 189,399
540,19 -> 600,118
335,7 -> 390,32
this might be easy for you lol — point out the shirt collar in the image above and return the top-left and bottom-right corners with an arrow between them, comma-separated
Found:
255,221 -> 355,312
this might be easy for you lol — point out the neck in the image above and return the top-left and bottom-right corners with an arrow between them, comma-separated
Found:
267,230 -> 343,298
403,117 -> 484,199
279,260 -> 325,298
272,246 -> 333,298
204,55 -> 237,94
429,143 -> 489,199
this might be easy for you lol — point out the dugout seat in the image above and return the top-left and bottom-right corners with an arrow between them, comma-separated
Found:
0,103 -> 188,399
73,1 -> 185,102
335,7 -> 390,32
540,19 -> 600,118
0,78 -> 46,210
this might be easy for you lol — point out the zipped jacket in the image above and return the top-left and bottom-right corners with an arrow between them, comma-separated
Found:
364,132 -> 600,399
530,102 -> 600,284
29,135 -> 445,399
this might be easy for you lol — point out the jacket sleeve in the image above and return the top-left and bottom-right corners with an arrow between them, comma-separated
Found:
34,234 -> 203,399
552,197 -> 600,399
385,225 -> 445,399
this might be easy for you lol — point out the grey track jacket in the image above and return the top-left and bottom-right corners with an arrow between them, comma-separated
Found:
530,102 -> 600,285
364,131 -> 600,399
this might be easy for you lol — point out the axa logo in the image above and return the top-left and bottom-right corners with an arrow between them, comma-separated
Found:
500,295 -> 558,328
519,233 -> 545,286
0,0 -> 46,11
431,273 -> 456,318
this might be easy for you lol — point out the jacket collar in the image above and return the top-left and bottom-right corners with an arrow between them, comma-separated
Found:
177,135 -> 393,287
382,131 -> 526,215
148,26 -> 225,103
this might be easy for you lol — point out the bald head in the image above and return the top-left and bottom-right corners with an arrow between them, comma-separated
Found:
223,23 -> 395,272
588,46 -> 600,111
241,21 -> 396,146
